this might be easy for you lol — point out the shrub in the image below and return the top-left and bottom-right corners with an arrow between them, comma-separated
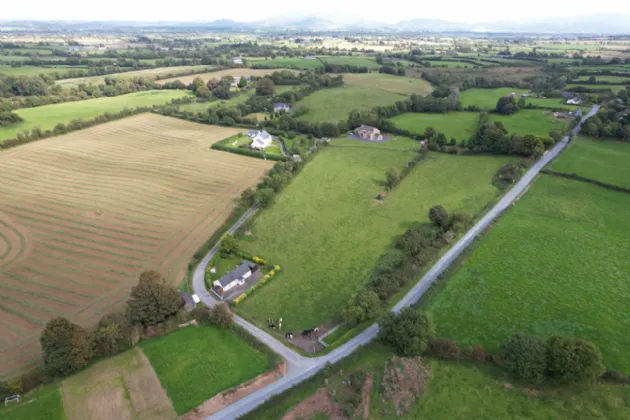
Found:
600,371 -> 630,385
500,334 -> 547,385
274,265 -> 281,271
378,308 -> 435,356
233,293 -> 247,305
546,335 -> 605,383
219,234 -> 239,257
471,344 -> 487,363
209,303 -> 234,328
428,205 -> 449,230
428,338 -> 459,359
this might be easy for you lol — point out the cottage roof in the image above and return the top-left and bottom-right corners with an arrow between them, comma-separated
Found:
215,261 -> 255,288
273,102 -> 290,108
356,125 -> 379,133
249,130 -> 260,136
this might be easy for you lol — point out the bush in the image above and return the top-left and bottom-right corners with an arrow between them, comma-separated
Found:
471,344 -> 487,363
546,335 -> 605,383
429,205 -> 449,230
342,290 -> 381,325
209,303 -> 234,328
500,334 -> 548,384
428,338 -> 459,359
378,308 -> 435,356
233,293 -> 247,305
600,371 -> 630,385
219,234 -> 239,257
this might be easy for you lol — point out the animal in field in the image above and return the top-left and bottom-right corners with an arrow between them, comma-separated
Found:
285,332 -> 293,340
301,327 -> 320,337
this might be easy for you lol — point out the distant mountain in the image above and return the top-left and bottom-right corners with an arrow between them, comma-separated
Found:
396,19 -> 472,32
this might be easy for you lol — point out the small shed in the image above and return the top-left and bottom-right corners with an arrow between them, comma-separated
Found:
179,291 -> 200,312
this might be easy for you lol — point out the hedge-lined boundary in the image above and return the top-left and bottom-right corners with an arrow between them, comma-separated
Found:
541,169 -> 630,194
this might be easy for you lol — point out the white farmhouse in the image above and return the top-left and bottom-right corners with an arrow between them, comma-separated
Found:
249,130 -> 273,150
212,261 -> 255,298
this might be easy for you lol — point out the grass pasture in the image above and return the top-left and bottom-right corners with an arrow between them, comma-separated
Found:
0,114 -> 272,378
459,88 -> 529,109
62,347 -> 175,420
236,149 -> 513,334
155,68 -> 299,86
0,90 -> 192,142
566,83 -> 629,93
0,384 -> 65,420
296,86 -> 406,122
247,57 -> 323,69
320,55 -> 380,69
0,65 -> 88,77
576,75 -> 630,83
55,65 -> 215,88
550,137 -> 630,188
342,73 -> 433,95
488,109 -> 566,137
389,112 -> 479,141
523,97 -> 579,110
429,175 -> 630,372
140,325 -> 272,414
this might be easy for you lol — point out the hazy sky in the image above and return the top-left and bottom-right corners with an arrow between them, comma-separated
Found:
4,0 -> 627,23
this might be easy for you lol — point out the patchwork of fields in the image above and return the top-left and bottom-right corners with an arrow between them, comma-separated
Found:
156,68 -> 299,86
236,148 -> 513,333
0,114 -> 273,378
0,90 -> 193,142
55,65 -> 215,88
429,175 -> 630,372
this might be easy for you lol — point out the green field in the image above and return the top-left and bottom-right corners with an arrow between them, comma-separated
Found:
389,112 -> 479,141
0,65 -> 88,77
236,150 -> 513,333
243,344 -> 630,420
342,73 -> 433,95
248,57 -> 323,70
0,90 -> 193,142
567,83 -> 629,93
331,135 -> 420,150
550,137 -> 630,188
296,86 -> 406,122
523,97 -> 579,110
568,65 -> 630,72
140,325 -> 272,414
576,75 -> 630,83
320,55 -> 380,69
488,109 -> 566,137
55,65 -> 215,88
425,60 -> 486,68
460,88 -> 529,109
0,384 -> 65,420
429,175 -> 630,372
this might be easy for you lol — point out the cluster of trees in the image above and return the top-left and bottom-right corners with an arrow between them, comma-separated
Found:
343,205 -> 472,324
582,101 -> 630,140
0,110 -> 23,127
40,270 -> 182,378
499,333 -> 605,384
239,159 -> 308,209
379,66 -> 406,76
495,95 -> 519,115
465,112 -> 557,156
323,63 -> 370,74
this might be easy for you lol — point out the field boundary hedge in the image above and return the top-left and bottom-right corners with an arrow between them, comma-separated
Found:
540,169 -> 630,194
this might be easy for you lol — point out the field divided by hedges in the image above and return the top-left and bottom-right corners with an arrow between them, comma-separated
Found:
0,114 -> 273,378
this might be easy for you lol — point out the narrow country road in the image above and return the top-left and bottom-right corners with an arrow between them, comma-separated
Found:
193,105 -> 600,419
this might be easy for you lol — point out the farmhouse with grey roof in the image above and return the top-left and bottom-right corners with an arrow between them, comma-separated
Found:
273,102 -> 291,113
212,260 -> 257,298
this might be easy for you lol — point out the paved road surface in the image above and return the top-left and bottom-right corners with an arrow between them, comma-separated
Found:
194,105 -> 599,419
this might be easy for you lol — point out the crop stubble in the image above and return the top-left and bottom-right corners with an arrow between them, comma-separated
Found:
0,114 -> 272,377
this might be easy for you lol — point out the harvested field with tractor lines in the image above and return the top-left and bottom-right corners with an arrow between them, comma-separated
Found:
0,114 -> 272,378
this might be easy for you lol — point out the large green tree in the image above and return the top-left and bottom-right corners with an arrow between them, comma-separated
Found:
429,205 -> 449,230
126,270 -> 182,326
94,313 -> 132,357
342,290 -> 381,324
40,317 -> 94,378
256,77 -> 276,96
378,308 -> 435,356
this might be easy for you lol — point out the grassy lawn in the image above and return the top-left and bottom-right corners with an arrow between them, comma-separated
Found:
524,97 -> 579,110
389,112 -> 479,141
243,344 -> 630,420
460,88 -> 529,109
566,83 -> 629,93
0,384 -> 66,420
488,109 -> 566,137
236,150 -> 513,333
248,57 -> 323,69
342,73 -> 433,95
331,135 -> 420,150
576,75 -> 630,83
550,137 -> 630,188
0,65 -> 88,77
140,325 -> 272,414
0,90 -> 193,142
320,55 -> 380,68
296,86 -> 406,123
428,175 -> 630,372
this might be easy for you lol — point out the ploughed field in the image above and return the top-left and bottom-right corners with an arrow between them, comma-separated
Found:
0,114 -> 272,378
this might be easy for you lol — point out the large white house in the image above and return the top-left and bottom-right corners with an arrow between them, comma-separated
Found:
249,130 -> 273,150
212,261 -> 255,298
